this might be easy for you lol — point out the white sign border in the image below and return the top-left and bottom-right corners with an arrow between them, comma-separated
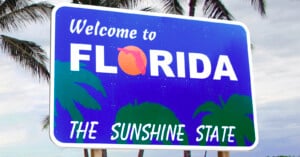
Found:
50,3 -> 259,151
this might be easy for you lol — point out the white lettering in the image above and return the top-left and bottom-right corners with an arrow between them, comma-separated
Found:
69,44 -> 238,81
99,26 -> 107,36
210,125 -> 219,142
195,125 -> 205,142
141,124 -> 151,141
69,121 -> 99,140
70,19 -> 86,34
69,19 -> 137,39
111,123 -> 121,140
189,53 -> 211,79
95,45 -> 118,74
195,125 -> 236,143
227,126 -> 236,143
88,121 -> 99,139
213,55 -> 238,81
111,123 -> 186,142
176,52 -> 185,78
70,43 -> 91,71
149,50 -> 175,77
85,25 -> 93,35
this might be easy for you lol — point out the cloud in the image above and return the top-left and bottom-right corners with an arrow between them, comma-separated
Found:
222,0 -> 300,106
258,99 -> 300,140
0,57 -> 48,115
0,31 -> 49,114
253,54 -> 300,105
0,128 -> 28,147
230,97 -> 300,157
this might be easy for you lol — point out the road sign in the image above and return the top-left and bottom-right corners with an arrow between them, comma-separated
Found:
50,4 -> 258,151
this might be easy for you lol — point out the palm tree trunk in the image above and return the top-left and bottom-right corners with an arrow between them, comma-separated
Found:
189,0 -> 197,16
138,149 -> 144,157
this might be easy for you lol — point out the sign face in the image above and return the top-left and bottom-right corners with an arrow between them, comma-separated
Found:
50,4 -> 258,151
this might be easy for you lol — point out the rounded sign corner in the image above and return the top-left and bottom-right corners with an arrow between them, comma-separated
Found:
49,129 -> 66,148
247,131 -> 260,151
51,3 -> 70,16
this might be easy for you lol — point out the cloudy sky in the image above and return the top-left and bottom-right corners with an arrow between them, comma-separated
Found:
0,0 -> 299,157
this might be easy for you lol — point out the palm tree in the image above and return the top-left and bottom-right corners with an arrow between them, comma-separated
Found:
1,0 -> 53,153
0,0 -> 52,81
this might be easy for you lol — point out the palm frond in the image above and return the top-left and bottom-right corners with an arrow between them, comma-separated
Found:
250,0 -> 266,16
116,0 -> 157,12
0,35 -> 50,81
140,7 -> 157,12
42,115 -> 49,130
72,0 -> 160,12
0,0 -> 19,16
203,0 -> 233,20
119,0 -> 150,9
0,2 -> 53,31
79,0 -> 120,8
0,0 -> 33,16
162,0 -> 183,14
73,0 -> 124,8
119,0 -> 138,8
73,0 -> 103,5
99,0 -> 120,8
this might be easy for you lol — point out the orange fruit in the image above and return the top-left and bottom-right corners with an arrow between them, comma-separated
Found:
118,46 -> 147,76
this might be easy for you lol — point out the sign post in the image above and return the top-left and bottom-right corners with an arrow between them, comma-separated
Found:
50,4 -> 258,151
218,151 -> 230,157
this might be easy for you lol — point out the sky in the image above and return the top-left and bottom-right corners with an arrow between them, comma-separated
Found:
0,0 -> 300,157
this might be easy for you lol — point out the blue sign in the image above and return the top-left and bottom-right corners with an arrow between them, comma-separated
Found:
50,4 -> 258,150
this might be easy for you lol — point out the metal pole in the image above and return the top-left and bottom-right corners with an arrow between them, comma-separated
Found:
218,151 -> 230,157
